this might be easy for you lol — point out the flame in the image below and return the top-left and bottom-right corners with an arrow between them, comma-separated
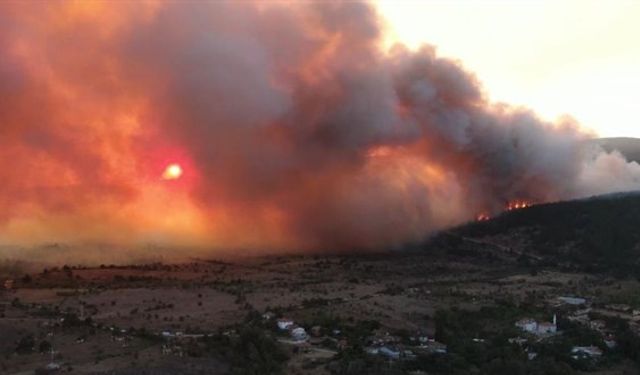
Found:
506,200 -> 532,211
476,213 -> 491,222
475,200 -> 533,221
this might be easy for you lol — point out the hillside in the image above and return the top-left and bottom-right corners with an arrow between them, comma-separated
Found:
429,192 -> 640,276
595,137 -> 640,163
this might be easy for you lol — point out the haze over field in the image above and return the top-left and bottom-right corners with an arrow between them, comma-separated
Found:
1,1 -> 640,256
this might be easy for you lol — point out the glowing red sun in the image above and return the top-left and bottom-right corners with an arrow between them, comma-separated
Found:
162,163 -> 183,180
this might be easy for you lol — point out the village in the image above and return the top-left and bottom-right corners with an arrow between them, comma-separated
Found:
1,253 -> 640,374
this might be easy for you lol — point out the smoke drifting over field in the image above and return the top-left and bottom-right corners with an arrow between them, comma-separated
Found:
1,1 -> 639,255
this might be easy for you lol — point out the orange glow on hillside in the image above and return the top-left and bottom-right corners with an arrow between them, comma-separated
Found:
506,200 -> 532,211
476,213 -> 491,222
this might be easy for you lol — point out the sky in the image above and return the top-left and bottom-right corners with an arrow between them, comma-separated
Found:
377,0 -> 640,139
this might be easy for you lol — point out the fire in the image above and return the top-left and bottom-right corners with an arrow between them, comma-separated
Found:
162,163 -> 183,180
506,200 -> 532,211
476,213 -> 491,222
476,200 -> 533,221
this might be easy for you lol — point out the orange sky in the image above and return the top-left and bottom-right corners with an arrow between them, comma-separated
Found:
377,0 -> 640,138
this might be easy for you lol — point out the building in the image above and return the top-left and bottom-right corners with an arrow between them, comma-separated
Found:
277,319 -> 294,330
604,335 -> 617,349
537,322 -> 557,334
290,327 -> 308,342
516,315 -> 557,335
515,318 -> 537,333
379,346 -> 401,360
427,341 -> 448,354
572,346 -> 603,359
365,347 -> 379,355
539,314 -> 557,334
417,339 -> 448,354
508,337 -> 527,346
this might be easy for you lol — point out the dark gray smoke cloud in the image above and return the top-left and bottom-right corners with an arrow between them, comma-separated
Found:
0,1 -> 638,254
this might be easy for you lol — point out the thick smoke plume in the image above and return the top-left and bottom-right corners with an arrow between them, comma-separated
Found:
0,1 -> 639,256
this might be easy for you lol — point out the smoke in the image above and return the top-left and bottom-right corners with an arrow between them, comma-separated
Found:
0,1 -> 639,256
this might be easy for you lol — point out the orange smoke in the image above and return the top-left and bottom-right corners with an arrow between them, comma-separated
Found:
0,1 -> 638,257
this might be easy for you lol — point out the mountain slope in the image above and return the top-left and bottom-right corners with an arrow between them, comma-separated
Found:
429,192 -> 640,275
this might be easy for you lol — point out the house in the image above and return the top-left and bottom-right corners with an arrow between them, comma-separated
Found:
419,340 -> 447,354
277,319 -> 294,330
379,346 -> 401,360
290,327 -> 308,342
46,363 -> 61,371
538,314 -> 557,334
515,318 -> 538,333
604,336 -> 617,349
508,337 -> 527,346
429,342 -> 448,354
572,346 -> 602,359
516,315 -> 557,335
537,322 -> 556,334
365,347 -> 379,355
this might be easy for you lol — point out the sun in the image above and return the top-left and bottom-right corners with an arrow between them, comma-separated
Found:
162,163 -> 183,180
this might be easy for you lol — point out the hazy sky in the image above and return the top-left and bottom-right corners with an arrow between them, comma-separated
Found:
377,0 -> 640,139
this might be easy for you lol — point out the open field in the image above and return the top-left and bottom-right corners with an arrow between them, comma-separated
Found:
2,250 -> 640,374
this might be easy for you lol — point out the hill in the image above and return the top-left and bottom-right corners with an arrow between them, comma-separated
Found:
428,192 -> 640,276
595,137 -> 640,163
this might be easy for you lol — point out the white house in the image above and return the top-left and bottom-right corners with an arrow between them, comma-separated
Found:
515,318 -> 537,333
277,319 -> 294,330
537,322 -> 557,334
379,346 -> 401,360
604,338 -> 617,349
516,315 -> 557,335
46,362 -> 61,371
290,327 -> 308,342
537,315 -> 557,334
538,314 -> 557,334
572,346 -> 602,359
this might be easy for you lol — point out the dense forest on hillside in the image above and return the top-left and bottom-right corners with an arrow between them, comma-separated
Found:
432,192 -> 640,276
